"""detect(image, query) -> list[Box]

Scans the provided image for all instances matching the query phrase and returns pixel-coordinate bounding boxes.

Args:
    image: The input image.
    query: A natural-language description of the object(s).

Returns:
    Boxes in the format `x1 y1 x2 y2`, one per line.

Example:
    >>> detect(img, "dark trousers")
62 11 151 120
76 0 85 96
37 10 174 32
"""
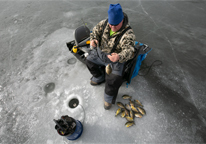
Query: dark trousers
86 47 125 104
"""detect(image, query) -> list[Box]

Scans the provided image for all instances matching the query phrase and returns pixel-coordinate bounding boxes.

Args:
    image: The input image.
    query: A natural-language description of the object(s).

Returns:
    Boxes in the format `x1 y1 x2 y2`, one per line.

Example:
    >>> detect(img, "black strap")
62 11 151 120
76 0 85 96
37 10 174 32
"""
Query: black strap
111 26 131 53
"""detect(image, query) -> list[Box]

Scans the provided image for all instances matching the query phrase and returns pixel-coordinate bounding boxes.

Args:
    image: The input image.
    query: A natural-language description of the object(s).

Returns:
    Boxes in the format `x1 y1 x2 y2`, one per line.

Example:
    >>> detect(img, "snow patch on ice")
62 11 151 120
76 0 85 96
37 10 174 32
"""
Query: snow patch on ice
64 12 75 18
47 139 53 144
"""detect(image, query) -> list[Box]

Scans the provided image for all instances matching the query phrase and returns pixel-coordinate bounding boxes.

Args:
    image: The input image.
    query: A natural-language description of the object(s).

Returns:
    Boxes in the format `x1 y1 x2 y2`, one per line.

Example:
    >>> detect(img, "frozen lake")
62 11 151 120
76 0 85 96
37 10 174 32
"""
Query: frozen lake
0 1 206 144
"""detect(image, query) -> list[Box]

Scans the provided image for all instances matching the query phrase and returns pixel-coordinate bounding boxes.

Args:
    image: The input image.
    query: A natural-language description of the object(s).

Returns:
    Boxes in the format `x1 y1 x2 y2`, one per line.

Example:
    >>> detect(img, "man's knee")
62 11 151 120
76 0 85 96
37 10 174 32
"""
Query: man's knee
86 59 93 67
86 59 103 78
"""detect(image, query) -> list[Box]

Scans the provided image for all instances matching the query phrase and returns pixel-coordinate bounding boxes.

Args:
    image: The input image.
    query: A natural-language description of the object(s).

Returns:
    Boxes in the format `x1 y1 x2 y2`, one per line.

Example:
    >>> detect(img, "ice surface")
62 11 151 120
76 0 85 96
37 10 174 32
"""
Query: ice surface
0 1 206 144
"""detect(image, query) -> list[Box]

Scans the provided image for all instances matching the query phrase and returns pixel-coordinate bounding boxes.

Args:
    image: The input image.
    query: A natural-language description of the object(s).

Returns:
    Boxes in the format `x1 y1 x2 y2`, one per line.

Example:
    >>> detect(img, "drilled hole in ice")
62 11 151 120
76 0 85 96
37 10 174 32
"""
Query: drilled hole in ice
68 98 79 108
44 82 55 93
67 58 77 65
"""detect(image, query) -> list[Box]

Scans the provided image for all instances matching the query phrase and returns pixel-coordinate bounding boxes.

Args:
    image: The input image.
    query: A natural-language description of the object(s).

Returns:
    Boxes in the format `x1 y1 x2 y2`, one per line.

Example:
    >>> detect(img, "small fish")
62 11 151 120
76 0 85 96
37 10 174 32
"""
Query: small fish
125 116 134 122
117 102 125 109
125 104 131 111
115 108 121 116
122 95 132 100
134 99 143 107
129 99 135 107
125 121 135 128
121 110 126 118
130 110 134 119
134 112 142 118
106 64 112 75
124 108 129 116
131 105 139 113
137 107 146 115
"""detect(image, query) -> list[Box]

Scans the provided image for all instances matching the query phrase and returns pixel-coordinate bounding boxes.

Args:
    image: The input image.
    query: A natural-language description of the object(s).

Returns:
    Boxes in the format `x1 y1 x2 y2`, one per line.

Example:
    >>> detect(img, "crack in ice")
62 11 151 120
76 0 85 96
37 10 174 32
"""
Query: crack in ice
139 0 196 107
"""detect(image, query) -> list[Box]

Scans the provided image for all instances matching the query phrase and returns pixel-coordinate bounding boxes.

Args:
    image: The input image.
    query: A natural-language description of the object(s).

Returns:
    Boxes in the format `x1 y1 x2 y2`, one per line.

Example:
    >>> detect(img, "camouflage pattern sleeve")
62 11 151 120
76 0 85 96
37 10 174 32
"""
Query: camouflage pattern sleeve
90 19 107 42
118 29 136 63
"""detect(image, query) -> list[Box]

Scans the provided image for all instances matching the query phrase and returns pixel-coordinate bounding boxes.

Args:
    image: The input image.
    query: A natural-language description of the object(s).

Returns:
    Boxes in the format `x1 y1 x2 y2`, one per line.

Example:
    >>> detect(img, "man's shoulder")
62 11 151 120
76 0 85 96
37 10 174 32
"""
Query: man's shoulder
98 19 108 26
121 25 135 36
119 25 136 43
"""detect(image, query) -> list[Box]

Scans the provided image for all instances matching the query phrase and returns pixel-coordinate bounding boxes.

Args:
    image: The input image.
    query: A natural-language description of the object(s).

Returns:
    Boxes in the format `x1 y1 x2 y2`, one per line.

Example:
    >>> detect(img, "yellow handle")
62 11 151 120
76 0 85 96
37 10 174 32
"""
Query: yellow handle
72 46 78 53
86 40 90 44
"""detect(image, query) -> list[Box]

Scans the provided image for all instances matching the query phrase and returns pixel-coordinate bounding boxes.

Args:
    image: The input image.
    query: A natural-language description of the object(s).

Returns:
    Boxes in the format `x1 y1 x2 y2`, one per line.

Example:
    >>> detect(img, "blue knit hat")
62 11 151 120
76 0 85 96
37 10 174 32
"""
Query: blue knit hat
108 3 124 25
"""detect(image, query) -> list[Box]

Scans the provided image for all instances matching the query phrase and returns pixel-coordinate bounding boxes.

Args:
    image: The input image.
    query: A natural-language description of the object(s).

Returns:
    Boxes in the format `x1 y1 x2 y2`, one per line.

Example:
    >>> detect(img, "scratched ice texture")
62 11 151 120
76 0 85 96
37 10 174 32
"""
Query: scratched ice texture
0 1 206 144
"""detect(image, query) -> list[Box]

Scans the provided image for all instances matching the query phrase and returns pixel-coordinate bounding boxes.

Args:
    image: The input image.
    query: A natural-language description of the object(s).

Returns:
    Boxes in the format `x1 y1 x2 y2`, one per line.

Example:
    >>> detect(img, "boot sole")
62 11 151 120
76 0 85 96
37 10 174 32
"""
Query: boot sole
90 80 105 86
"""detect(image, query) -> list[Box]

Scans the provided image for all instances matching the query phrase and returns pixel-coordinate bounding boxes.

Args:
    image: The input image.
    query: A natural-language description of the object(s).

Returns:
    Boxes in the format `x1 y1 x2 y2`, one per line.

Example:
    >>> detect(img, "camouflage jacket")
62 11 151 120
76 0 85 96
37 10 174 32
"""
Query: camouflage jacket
90 13 136 63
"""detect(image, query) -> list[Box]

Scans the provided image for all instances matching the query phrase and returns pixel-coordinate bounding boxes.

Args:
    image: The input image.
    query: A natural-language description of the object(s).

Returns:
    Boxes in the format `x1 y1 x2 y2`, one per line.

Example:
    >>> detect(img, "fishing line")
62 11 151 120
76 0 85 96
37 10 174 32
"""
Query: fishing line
81 18 89 34
138 60 162 76
79 104 85 124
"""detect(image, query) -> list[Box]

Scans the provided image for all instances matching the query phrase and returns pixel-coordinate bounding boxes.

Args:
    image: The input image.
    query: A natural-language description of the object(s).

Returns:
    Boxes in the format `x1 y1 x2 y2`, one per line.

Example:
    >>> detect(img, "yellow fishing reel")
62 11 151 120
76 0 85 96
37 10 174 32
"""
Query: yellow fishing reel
72 46 78 53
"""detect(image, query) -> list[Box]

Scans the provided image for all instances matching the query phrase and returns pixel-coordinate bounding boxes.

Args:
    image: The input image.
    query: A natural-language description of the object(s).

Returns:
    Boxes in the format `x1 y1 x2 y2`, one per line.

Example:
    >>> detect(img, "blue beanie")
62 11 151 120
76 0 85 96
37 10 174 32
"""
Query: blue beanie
108 3 124 25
